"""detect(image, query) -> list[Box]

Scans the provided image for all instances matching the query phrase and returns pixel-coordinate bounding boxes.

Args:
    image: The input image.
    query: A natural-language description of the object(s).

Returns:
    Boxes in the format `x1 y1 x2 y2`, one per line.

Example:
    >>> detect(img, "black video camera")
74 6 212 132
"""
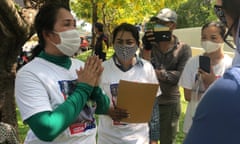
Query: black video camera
144 22 171 42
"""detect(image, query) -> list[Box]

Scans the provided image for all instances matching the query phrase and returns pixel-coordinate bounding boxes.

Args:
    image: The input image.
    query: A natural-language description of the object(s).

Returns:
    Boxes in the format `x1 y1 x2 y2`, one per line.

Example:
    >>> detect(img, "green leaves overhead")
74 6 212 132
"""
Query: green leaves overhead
176 0 216 28
71 0 179 25
71 0 217 29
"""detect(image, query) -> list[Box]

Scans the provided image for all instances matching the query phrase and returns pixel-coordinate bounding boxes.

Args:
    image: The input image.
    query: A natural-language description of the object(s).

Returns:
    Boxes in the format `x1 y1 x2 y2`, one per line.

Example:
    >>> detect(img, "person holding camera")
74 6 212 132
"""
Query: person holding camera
178 21 232 134
142 8 192 144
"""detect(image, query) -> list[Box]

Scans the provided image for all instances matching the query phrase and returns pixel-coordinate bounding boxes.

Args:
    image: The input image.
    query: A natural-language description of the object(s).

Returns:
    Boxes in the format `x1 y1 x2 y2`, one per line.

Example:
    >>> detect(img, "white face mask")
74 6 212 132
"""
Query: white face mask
52 29 81 56
201 41 224 53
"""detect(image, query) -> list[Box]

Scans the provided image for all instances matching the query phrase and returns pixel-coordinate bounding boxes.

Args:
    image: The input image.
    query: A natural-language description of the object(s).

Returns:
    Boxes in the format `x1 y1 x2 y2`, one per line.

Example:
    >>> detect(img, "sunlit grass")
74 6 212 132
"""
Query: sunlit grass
176 87 187 144
17 108 29 143
76 48 115 61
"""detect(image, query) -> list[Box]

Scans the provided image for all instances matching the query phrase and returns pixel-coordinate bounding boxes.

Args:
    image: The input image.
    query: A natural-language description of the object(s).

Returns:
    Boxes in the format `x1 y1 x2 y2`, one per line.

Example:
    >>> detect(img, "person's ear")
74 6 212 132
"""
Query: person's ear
169 23 177 31
43 30 59 43
42 30 52 39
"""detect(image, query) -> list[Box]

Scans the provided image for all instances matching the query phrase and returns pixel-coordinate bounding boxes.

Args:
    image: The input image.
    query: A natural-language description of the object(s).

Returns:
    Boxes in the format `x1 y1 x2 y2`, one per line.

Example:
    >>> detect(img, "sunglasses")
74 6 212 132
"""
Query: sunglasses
214 5 227 26
214 5 236 49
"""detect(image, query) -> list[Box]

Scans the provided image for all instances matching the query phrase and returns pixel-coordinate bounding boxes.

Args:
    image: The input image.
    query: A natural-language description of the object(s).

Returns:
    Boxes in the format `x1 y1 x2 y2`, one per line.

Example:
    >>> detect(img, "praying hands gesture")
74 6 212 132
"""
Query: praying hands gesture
76 55 104 86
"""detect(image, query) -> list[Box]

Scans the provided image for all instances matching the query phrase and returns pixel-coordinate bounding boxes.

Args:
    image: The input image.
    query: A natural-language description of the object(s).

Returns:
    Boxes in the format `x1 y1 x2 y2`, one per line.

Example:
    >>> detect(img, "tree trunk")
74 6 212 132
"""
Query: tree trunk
0 0 29 128
0 0 69 137
91 0 97 55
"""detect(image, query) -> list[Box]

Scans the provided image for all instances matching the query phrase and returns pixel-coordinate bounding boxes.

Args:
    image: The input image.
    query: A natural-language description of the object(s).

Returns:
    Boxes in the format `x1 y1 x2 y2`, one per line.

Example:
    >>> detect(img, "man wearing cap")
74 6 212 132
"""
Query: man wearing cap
142 8 192 144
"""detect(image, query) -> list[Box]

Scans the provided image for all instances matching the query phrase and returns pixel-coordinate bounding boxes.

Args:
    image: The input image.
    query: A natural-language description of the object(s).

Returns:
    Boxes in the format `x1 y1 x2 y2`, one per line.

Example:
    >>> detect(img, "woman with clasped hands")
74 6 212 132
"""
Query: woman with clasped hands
15 4 109 144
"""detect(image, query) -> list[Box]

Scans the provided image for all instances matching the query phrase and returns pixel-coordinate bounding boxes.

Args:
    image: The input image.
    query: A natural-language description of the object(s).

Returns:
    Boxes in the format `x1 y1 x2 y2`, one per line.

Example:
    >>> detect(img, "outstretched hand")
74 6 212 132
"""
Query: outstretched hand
76 55 104 86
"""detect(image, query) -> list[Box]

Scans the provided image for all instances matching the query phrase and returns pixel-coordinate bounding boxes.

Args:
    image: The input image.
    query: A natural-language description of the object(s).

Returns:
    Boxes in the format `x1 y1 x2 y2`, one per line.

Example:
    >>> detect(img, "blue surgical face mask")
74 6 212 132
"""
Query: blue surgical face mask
114 44 138 61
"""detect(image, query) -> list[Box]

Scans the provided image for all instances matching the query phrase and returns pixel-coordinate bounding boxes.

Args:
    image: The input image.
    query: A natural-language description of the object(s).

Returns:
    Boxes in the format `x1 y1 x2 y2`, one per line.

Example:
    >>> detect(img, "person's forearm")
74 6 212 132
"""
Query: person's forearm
161 70 181 84
25 83 93 141
91 86 110 114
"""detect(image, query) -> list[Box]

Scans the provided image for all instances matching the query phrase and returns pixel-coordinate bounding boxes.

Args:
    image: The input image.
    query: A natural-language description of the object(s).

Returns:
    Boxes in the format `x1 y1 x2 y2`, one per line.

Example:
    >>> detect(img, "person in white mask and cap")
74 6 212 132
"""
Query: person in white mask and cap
178 21 232 135
183 0 240 143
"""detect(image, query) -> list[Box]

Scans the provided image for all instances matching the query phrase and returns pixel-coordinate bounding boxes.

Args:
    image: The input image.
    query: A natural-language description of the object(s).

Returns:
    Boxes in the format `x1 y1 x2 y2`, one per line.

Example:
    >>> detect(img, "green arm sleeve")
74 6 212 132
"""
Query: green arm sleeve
25 83 93 142
91 87 110 114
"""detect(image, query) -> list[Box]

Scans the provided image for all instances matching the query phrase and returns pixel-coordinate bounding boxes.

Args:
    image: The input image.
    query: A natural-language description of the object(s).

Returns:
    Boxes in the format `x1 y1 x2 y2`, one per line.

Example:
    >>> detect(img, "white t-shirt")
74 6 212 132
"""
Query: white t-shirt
97 58 161 144
15 58 96 144
178 54 232 133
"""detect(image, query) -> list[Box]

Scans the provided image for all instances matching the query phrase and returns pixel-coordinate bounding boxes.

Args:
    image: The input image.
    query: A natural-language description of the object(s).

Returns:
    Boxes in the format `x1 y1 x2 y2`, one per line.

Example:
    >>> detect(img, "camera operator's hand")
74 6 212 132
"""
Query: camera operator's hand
142 30 156 50
144 30 155 41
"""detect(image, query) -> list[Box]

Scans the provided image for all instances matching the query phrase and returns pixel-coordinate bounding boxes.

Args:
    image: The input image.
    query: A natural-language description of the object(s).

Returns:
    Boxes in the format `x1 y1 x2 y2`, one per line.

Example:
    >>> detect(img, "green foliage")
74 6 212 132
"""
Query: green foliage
176 0 217 28
17 108 29 143
70 1 92 22
176 87 188 143
71 0 217 30
76 47 115 61
71 0 181 31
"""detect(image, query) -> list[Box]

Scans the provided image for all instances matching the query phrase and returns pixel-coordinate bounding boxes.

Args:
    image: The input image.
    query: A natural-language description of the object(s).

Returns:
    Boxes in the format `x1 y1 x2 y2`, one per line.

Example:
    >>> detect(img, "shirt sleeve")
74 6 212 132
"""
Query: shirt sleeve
178 56 199 89
15 70 53 120
147 60 162 96
24 83 93 142
90 86 110 114
165 44 192 85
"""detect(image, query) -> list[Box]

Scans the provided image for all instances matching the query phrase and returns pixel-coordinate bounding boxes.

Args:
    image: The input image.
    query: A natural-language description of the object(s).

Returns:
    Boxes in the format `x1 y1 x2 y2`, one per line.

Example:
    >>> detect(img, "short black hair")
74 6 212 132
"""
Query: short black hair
95 22 103 32
201 21 226 39
112 23 140 46
33 4 70 59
